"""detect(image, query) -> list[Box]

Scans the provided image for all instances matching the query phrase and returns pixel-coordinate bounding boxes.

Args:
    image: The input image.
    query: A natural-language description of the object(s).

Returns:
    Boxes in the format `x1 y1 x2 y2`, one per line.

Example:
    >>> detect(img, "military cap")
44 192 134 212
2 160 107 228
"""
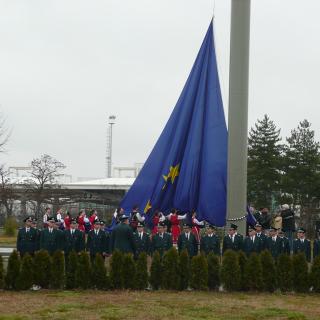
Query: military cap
119 214 129 221
255 223 262 228
248 225 255 231
99 220 105 225
269 226 277 231
157 222 165 227
137 222 144 227
70 218 77 224
183 223 192 228
47 217 55 223
229 223 238 230
93 220 100 225
297 227 306 233
24 216 33 222
278 229 285 234
207 224 216 229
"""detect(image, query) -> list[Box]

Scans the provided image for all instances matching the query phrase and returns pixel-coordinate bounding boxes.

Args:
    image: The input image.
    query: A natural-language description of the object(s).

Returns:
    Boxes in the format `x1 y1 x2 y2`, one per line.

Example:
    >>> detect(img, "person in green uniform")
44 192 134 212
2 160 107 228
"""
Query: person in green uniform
177 224 198 258
133 222 151 258
243 226 263 256
64 218 85 256
110 214 135 254
17 216 38 257
314 231 320 259
255 223 267 251
266 227 282 259
222 223 243 254
200 224 220 256
293 227 311 262
151 222 172 257
87 220 109 261
40 217 61 254
31 218 40 251
278 229 291 255
53 218 65 251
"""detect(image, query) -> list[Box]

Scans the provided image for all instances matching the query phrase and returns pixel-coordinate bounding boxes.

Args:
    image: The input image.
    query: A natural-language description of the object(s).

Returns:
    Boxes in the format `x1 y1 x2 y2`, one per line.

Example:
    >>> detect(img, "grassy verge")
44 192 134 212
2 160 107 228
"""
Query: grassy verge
0 291 319 320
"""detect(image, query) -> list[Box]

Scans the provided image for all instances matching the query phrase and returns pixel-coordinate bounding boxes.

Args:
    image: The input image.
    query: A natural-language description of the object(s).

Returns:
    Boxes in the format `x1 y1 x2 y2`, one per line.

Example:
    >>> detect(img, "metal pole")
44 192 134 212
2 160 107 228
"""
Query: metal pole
227 0 251 235
109 123 113 178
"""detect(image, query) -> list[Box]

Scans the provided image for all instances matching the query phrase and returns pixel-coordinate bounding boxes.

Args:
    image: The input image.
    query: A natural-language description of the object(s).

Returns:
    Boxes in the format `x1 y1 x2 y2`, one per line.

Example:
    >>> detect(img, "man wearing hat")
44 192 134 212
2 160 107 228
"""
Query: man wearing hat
87 220 109 261
243 226 263 256
40 217 61 254
177 224 198 258
109 214 136 254
17 216 38 257
313 231 320 259
254 223 267 251
53 217 65 251
31 218 40 251
278 229 290 255
133 222 151 258
222 224 243 254
64 218 85 256
200 225 220 256
266 227 282 259
151 222 172 257
293 228 311 262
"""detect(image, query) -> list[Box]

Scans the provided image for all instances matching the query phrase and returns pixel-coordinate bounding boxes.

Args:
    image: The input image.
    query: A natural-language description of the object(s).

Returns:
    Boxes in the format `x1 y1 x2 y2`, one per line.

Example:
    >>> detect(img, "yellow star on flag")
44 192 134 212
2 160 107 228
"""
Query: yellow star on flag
144 200 152 213
163 163 180 184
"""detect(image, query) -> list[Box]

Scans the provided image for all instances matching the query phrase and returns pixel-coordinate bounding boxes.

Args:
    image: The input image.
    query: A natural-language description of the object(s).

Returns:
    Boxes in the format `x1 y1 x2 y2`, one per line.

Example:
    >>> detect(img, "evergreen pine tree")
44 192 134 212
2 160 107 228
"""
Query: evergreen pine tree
162 247 179 290
65 250 78 290
5 250 20 290
178 249 190 290
190 254 208 290
247 115 283 208
277 254 293 292
243 253 263 291
34 250 51 288
50 250 65 289
75 251 91 289
292 253 309 293
16 253 34 290
135 252 148 290
238 251 247 291
260 250 277 292
150 251 162 290
221 250 240 291
207 253 220 290
310 256 320 292
0 254 4 289
109 250 124 289
91 253 107 290
122 253 136 289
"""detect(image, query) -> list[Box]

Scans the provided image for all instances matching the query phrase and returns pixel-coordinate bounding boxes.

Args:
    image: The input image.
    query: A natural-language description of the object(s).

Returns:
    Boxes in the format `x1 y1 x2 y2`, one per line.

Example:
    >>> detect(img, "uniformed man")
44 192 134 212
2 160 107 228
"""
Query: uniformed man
31 218 40 251
53 218 65 251
151 222 172 257
133 222 151 258
222 224 243 254
178 224 198 258
278 229 290 255
40 217 61 254
17 216 38 257
243 226 262 256
87 220 109 261
110 214 136 254
64 218 85 256
313 232 320 259
99 220 110 253
293 227 311 262
200 224 220 256
266 227 282 259
254 223 267 251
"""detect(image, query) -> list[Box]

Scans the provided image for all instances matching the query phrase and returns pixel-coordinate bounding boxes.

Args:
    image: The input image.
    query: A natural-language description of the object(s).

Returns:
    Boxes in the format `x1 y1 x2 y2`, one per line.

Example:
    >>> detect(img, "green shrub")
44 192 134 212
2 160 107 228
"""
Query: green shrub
150 251 162 290
75 251 91 289
260 250 277 292
34 250 51 288
51 250 65 289
221 250 240 291
135 252 148 290
292 253 309 293
310 256 320 292
243 253 263 291
16 253 34 290
122 253 136 289
162 247 179 290
207 253 220 290
0 255 4 289
277 254 293 292
178 249 190 290
5 250 20 290
65 250 78 290
91 253 108 290
238 251 247 291
110 250 124 289
4 218 17 237
190 254 208 290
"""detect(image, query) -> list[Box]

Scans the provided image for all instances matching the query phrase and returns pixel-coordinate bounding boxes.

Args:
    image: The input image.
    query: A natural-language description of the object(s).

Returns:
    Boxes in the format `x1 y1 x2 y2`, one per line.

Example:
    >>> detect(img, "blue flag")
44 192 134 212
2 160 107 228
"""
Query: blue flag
120 22 228 227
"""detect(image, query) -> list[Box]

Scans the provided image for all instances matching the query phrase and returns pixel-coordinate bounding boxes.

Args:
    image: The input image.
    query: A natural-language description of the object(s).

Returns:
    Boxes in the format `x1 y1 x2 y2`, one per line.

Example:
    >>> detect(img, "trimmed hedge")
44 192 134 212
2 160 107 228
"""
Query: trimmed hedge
207 253 220 290
190 254 208 290
34 250 51 288
136 252 148 290
5 250 20 290
150 251 162 290
162 248 179 290
260 250 277 292
0 254 5 289
178 249 190 290
17 253 34 290
221 250 240 291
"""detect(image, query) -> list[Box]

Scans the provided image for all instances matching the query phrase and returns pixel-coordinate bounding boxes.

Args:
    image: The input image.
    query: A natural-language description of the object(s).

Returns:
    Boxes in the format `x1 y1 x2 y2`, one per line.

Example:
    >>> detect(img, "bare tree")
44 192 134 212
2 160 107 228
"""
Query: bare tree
0 165 16 217
0 111 10 153
25 154 66 220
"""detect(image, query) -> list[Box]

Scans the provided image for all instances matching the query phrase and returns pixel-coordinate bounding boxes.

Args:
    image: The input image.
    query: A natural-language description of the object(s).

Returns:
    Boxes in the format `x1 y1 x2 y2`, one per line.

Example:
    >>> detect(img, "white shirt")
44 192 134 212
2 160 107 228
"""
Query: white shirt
136 212 145 222
168 213 187 220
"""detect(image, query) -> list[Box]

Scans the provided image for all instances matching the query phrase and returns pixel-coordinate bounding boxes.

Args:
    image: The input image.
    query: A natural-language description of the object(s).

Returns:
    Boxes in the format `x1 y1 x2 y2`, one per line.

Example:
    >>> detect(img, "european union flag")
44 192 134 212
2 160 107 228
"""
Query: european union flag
120 22 228 227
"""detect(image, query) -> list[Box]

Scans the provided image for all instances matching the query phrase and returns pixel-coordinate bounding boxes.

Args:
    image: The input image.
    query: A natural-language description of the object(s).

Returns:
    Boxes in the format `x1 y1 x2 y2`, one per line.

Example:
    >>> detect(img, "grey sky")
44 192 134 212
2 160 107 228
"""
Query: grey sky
0 0 319 179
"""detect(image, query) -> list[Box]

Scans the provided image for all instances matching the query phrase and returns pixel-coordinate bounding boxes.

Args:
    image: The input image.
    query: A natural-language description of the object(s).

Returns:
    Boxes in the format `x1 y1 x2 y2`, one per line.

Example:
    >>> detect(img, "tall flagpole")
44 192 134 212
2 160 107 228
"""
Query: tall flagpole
227 0 251 235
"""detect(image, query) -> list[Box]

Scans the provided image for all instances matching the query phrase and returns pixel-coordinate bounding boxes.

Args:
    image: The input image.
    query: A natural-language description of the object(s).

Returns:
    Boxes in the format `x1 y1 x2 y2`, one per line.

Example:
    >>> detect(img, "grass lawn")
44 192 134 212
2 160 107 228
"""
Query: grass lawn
0 235 16 247
0 291 319 320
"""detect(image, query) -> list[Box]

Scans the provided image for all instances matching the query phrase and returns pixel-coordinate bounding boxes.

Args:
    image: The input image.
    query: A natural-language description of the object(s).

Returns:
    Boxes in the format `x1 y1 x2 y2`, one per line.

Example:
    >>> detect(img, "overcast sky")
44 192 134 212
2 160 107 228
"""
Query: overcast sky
0 0 319 180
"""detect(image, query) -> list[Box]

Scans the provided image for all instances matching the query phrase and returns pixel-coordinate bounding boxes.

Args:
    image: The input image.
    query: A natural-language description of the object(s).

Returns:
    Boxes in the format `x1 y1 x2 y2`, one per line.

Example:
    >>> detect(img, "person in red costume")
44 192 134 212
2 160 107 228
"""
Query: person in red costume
152 210 166 236
77 209 86 232
89 209 98 229
64 211 72 230
191 211 204 244
167 209 186 244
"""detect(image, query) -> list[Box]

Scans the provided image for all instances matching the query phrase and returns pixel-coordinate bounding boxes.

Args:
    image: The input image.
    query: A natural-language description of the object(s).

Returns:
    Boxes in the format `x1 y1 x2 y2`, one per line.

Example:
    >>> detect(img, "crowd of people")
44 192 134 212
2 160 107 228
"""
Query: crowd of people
16 204 320 263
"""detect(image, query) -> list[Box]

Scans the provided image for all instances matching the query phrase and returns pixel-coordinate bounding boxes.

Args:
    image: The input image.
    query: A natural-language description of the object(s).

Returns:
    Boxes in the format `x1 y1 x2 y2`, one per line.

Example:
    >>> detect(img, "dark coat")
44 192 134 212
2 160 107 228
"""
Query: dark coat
279 236 291 255
133 232 151 257
177 232 198 257
243 236 263 256
256 233 268 251
40 228 61 254
222 234 243 253
151 233 172 256
200 234 220 256
64 229 85 254
281 209 295 232
17 227 38 256
110 223 135 254
266 236 283 258
293 238 311 262
313 239 320 259
87 229 109 257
